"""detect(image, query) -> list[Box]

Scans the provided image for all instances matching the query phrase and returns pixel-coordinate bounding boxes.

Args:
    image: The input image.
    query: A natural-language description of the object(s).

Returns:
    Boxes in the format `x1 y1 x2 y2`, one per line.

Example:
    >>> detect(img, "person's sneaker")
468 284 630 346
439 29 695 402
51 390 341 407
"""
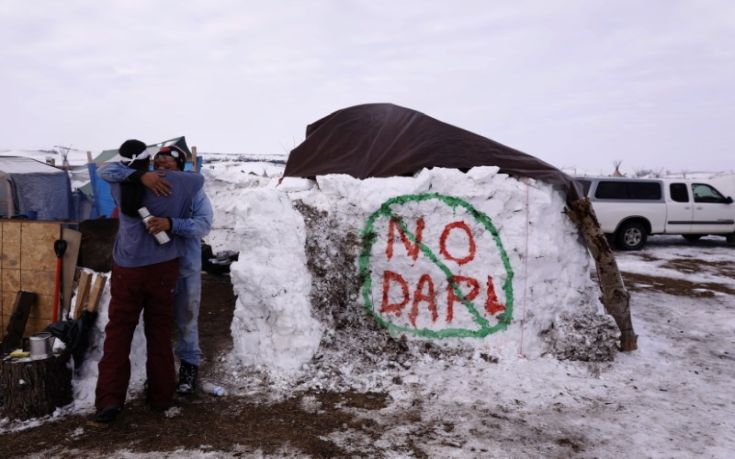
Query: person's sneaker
93 405 122 423
177 361 199 395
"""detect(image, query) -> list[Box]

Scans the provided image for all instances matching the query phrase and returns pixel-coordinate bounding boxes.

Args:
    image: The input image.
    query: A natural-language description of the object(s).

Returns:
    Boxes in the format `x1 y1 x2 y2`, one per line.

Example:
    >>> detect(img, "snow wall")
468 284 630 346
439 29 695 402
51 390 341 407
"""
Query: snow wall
67 163 617 408
204 165 617 379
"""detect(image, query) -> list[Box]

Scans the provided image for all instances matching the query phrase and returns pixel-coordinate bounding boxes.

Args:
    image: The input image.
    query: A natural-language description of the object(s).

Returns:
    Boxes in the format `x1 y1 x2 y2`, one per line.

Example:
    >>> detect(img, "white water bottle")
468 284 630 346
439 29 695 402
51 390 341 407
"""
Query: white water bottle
201 382 226 396
138 207 171 245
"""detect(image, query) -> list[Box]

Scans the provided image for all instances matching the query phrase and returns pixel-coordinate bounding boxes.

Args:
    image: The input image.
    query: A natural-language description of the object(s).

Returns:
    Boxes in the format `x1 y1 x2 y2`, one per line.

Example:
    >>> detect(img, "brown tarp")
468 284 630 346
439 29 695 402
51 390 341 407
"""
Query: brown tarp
284 103 582 201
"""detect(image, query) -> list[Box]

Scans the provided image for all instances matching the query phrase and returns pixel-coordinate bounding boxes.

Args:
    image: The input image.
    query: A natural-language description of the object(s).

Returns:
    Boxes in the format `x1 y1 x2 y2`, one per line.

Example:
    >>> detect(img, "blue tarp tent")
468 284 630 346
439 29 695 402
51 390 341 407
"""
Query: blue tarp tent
0 156 73 220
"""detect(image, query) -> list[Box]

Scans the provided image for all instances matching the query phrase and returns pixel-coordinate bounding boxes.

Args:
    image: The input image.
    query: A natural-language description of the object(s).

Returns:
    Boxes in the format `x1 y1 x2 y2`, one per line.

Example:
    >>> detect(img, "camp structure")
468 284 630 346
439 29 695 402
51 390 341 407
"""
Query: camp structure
282 103 636 352
0 156 73 221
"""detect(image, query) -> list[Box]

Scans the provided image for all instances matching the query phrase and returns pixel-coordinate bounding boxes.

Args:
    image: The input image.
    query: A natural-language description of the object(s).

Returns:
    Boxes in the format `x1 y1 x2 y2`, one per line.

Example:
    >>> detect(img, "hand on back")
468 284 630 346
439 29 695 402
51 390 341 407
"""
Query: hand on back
141 171 172 197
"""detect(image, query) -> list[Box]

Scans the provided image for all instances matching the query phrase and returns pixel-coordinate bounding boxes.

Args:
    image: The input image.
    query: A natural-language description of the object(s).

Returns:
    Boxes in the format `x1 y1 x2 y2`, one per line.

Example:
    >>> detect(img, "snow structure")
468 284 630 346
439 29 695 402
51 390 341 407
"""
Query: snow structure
67 162 616 408
204 162 618 383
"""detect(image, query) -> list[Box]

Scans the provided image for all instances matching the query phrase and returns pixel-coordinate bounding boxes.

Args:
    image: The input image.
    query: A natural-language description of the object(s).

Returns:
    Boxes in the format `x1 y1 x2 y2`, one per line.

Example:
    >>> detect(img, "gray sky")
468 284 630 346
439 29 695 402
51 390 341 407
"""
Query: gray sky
1 0 734 173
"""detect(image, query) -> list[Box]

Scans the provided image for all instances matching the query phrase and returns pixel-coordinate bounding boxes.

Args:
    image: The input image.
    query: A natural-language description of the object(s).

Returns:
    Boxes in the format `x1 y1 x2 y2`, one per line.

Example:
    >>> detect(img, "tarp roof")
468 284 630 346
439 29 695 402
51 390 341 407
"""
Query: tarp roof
0 156 65 174
0 156 72 220
284 103 581 201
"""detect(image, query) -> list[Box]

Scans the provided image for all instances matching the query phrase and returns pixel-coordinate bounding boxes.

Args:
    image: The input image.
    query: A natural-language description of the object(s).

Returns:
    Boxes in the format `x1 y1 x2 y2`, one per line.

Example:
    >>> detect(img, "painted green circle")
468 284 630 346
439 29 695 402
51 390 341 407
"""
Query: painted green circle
359 193 514 338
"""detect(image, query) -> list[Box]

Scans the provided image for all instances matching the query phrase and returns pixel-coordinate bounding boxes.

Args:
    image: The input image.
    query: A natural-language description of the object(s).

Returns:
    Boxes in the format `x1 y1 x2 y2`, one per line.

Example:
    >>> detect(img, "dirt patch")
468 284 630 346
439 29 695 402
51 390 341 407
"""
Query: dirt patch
0 390 390 458
632 252 661 262
660 258 735 279
0 271 395 457
197 273 236 384
622 271 735 297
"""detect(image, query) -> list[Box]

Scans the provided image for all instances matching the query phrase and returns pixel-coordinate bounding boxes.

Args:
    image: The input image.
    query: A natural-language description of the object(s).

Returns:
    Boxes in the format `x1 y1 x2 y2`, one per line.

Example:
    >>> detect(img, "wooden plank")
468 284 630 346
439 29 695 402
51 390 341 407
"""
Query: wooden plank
87 275 107 312
72 271 92 319
191 146 198 173
1 291 36 355
61 228 81 314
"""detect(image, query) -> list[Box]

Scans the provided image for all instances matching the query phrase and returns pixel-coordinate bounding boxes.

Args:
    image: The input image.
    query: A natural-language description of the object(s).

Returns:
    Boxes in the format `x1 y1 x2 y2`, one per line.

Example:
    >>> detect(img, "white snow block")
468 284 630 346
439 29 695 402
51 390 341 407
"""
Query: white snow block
229 188 323 374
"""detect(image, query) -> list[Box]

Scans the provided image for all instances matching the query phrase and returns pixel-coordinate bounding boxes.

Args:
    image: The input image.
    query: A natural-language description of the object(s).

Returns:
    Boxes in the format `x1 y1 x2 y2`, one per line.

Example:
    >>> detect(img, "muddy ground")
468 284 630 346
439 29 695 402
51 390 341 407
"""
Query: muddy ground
0 274 398 458
0 239 732 458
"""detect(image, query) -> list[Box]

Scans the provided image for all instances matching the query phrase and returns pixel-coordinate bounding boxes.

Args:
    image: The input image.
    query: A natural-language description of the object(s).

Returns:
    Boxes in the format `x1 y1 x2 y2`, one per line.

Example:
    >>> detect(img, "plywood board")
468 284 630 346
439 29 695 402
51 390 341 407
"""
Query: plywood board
2 269 20 294
0 221 62 335
1 230 20 270
20 270 56 297
20 222 59 271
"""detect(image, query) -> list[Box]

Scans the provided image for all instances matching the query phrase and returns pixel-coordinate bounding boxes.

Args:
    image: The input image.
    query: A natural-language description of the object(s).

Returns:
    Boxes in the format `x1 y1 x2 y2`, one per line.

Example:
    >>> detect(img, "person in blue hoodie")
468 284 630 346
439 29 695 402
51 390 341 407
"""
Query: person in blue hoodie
94 139 204 423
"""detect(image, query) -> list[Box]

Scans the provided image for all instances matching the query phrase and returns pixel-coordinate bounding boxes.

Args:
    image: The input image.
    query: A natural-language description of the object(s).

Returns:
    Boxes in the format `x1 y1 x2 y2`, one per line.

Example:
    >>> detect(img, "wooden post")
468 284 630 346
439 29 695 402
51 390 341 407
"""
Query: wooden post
567 198 638 351
191 146 198 173
71 271 92 319
1 292 36 355
86 150 93 164
62 228 82 314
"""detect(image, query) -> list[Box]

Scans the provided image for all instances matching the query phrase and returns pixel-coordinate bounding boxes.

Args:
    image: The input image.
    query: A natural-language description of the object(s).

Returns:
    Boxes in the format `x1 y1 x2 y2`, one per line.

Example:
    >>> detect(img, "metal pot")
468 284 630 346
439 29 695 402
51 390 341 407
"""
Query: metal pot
29 332 55 360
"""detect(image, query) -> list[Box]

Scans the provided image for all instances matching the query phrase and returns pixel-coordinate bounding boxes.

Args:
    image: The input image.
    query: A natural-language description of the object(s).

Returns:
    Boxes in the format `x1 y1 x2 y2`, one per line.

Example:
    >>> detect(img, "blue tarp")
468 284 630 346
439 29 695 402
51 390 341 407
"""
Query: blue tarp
12 172 73 220
0 156 73 220
87 162 114 217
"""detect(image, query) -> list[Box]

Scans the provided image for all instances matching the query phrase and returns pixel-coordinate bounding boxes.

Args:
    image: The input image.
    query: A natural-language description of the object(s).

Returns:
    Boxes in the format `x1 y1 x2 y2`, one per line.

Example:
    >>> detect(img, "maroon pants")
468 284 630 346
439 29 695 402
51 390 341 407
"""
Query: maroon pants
95 259 179 410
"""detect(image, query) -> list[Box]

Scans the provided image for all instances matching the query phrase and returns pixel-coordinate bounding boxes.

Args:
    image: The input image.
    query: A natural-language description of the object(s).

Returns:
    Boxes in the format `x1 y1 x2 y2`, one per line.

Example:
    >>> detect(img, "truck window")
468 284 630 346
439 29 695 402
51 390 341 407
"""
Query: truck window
595 181 661 200
692 183 727 203
669 183 689 202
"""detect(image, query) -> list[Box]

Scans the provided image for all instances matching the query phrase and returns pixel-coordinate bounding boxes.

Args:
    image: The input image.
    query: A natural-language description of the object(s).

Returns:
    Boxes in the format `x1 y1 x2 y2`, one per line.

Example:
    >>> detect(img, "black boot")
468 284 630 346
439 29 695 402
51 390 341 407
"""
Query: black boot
177 361 199 395
94 405 122 423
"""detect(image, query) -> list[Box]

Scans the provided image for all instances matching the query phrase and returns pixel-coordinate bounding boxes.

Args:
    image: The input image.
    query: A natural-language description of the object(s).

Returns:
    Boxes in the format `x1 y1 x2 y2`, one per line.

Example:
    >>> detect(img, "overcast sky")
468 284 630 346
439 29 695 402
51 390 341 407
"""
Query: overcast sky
1 0 734 174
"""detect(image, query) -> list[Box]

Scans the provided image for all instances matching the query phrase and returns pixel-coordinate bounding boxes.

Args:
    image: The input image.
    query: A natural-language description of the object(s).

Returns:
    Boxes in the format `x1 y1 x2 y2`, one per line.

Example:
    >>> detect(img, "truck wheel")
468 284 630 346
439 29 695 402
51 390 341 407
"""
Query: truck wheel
727 233 735 246
616 222 647 250
683 234 703 242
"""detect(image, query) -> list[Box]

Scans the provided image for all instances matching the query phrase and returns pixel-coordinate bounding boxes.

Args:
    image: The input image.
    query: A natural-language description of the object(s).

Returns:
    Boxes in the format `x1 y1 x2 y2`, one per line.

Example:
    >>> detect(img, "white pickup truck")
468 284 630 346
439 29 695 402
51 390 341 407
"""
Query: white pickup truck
575 177 735 250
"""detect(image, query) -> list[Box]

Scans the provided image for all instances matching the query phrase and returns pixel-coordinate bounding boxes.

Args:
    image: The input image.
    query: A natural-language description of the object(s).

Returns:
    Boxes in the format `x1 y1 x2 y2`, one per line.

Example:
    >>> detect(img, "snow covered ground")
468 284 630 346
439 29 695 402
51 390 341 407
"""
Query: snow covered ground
0 158 733 458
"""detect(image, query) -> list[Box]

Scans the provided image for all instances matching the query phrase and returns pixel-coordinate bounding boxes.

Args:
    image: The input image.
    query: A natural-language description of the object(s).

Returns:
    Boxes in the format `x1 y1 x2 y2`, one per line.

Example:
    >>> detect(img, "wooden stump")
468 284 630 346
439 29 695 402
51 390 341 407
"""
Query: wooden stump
0 353 72 420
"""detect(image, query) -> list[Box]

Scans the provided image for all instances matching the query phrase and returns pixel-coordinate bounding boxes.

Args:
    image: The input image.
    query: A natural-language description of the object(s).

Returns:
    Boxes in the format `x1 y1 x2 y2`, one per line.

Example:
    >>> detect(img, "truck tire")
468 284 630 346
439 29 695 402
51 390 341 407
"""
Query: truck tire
616 221 647 250
727 233 735 246
683 234 703 242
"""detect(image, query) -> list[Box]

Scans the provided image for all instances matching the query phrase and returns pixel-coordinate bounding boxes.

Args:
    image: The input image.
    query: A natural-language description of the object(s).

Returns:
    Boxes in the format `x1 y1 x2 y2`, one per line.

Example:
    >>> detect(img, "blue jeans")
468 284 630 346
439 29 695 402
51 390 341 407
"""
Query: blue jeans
174 271 202 367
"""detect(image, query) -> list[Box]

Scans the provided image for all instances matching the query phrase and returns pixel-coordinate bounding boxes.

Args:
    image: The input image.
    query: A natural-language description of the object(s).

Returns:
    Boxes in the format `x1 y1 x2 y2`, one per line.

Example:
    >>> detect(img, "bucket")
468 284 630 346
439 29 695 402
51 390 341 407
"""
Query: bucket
29 332 55 360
